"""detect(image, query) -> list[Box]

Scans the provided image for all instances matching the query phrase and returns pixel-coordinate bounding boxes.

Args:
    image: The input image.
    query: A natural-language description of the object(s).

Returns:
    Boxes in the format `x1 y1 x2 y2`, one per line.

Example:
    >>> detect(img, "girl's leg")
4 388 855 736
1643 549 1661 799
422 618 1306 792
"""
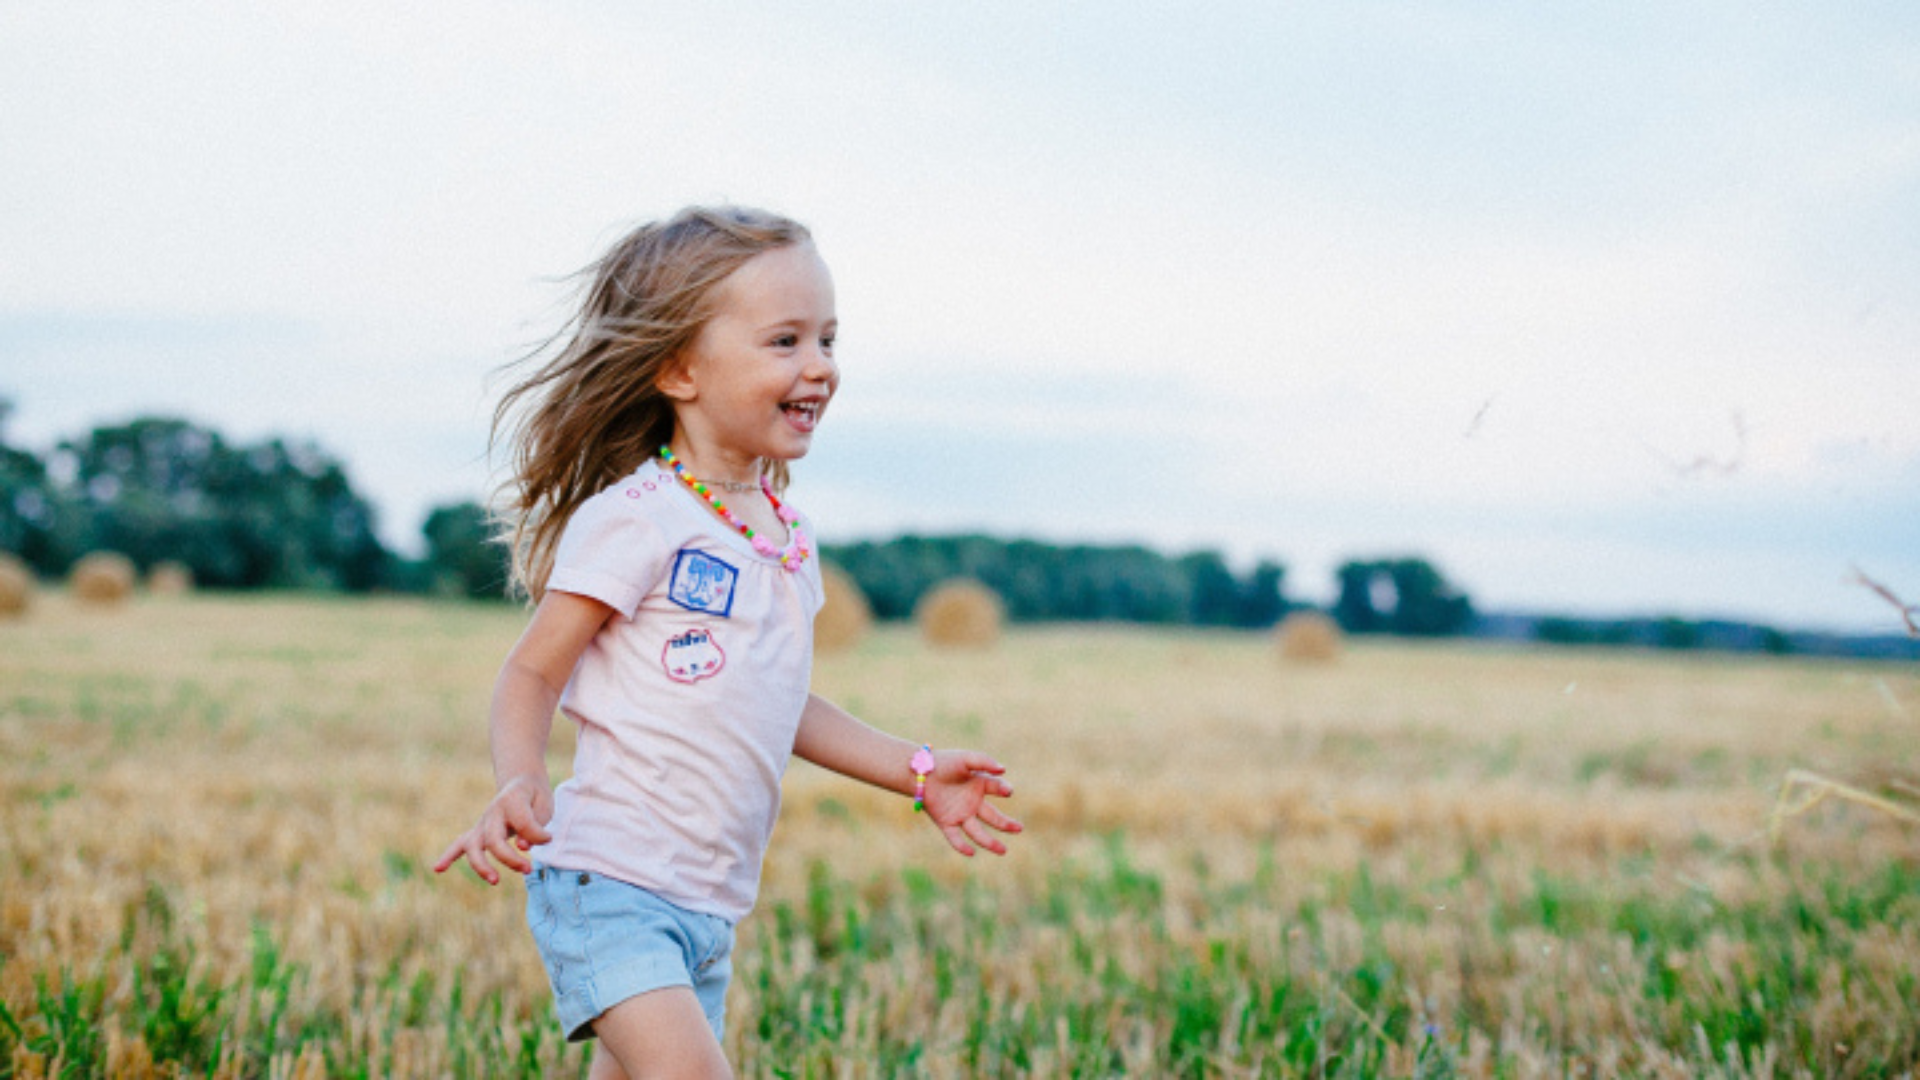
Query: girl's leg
591 986 731 1080
587 1043 628 1080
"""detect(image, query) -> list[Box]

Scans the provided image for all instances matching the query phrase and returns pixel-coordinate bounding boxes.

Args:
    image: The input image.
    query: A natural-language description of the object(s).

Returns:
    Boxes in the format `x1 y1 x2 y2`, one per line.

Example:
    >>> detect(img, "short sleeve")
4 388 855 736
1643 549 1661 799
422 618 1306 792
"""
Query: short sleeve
547 488 671 619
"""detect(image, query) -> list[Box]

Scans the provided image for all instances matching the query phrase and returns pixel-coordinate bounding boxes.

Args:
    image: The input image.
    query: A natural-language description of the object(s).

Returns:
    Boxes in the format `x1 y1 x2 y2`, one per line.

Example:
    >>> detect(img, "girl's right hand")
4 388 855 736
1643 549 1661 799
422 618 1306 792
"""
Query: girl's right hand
431 774 554 885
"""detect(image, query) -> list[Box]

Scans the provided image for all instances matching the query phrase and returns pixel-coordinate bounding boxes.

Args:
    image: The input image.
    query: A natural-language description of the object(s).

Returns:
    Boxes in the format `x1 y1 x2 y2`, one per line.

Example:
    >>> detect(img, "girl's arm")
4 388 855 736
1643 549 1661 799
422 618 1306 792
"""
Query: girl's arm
434 591 614 884
792 694 1023 856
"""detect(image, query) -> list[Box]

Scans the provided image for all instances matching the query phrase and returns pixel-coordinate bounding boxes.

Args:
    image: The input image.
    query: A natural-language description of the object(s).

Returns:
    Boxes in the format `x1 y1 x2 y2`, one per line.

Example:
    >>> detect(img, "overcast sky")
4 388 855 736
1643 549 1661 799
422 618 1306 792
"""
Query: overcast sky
3 2 1916 631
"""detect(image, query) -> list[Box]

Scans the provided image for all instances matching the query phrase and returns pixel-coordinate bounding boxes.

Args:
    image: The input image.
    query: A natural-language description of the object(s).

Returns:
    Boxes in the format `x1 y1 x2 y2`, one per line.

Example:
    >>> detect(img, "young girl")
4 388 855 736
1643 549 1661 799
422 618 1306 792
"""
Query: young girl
433 206 1022 1078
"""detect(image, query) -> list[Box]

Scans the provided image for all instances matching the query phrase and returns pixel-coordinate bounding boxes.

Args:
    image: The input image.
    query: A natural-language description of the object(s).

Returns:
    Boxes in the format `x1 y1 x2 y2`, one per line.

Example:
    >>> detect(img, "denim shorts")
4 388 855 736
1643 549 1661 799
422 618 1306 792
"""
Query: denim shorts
525 865 735 1043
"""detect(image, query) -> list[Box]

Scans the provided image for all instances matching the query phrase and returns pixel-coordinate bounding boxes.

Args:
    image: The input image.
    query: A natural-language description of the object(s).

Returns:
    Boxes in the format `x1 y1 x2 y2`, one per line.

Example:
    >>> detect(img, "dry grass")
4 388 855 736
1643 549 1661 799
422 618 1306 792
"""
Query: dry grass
146 560 194 596
1769 768 1920 842
914 578 1004 648
0 553 31 618
1275 609 1343 663
3 594 1917 1076
812 562 870 654
69 551 136 605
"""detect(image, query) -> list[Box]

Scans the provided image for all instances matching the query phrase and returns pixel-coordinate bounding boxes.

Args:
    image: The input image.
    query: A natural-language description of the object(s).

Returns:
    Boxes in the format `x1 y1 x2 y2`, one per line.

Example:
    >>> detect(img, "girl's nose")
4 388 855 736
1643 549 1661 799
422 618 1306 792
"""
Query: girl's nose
804 349 838 390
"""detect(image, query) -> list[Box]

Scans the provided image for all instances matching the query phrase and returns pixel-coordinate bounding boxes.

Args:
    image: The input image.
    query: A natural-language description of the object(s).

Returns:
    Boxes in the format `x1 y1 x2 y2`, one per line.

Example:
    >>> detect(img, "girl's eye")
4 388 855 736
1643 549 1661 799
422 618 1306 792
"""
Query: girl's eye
820 334 836 352
771 334 798 349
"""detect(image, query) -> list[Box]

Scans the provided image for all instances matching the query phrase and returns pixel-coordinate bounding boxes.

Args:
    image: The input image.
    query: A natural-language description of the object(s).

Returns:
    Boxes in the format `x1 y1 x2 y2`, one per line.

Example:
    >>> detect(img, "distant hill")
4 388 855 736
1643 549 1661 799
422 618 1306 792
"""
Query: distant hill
1472 612 1920 662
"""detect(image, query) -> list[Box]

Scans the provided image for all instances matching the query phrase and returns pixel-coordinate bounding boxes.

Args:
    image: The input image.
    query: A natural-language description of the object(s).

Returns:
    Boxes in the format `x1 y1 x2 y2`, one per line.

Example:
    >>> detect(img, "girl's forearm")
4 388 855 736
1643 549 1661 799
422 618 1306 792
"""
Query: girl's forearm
489 661 559 788
792 693 918 796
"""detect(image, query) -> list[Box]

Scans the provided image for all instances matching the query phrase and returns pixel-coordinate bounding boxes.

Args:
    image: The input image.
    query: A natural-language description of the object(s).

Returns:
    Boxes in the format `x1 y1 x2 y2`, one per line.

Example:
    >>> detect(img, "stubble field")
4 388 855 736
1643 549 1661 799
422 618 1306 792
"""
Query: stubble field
1 592 1916 1078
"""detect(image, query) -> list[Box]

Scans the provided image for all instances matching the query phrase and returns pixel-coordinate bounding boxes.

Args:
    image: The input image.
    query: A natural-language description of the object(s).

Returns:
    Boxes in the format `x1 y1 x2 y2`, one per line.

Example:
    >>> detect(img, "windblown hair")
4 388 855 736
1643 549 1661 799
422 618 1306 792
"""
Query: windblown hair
492 206 812 601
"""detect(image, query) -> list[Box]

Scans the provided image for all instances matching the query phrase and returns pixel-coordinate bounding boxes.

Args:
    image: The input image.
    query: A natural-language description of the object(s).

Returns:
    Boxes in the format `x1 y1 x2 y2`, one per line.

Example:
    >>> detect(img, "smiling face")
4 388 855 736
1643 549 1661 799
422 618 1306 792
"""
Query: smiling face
661 242 839 481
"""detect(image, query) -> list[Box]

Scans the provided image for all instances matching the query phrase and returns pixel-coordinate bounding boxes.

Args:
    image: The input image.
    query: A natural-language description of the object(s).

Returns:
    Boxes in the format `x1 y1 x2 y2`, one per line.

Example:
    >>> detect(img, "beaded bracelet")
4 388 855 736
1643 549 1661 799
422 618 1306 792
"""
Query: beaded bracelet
910 745 935 812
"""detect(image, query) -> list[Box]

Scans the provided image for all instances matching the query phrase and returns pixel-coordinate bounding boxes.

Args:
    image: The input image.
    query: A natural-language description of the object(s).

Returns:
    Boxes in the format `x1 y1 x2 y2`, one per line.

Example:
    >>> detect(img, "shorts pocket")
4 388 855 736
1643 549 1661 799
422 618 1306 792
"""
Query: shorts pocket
526 868 558 937
692 914 734 975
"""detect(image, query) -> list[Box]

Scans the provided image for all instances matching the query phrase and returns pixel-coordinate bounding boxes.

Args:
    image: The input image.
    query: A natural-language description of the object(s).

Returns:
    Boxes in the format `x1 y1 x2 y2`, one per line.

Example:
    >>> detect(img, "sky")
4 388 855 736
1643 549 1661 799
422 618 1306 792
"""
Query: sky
2 2 1916 632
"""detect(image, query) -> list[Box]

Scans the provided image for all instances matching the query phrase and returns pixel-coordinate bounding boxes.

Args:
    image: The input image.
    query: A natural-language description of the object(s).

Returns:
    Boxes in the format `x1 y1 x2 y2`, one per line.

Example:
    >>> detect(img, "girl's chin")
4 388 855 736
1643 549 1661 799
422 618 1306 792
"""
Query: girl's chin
768 431 817 459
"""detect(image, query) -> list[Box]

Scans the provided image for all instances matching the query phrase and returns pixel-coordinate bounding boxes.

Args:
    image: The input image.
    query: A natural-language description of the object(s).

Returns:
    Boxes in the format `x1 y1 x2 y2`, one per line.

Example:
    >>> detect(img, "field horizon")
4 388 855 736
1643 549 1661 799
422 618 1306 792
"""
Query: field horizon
2 591 1916 1077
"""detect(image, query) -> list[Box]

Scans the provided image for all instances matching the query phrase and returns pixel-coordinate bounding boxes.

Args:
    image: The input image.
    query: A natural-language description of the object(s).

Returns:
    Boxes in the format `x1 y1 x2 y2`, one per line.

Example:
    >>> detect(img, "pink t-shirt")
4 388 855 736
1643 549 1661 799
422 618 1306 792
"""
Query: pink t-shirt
535 458 824 922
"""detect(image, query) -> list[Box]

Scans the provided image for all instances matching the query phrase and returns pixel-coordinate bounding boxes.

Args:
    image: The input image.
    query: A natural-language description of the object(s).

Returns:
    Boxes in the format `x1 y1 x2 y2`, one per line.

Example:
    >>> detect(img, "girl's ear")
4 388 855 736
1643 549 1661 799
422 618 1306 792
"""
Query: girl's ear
656 357 697 402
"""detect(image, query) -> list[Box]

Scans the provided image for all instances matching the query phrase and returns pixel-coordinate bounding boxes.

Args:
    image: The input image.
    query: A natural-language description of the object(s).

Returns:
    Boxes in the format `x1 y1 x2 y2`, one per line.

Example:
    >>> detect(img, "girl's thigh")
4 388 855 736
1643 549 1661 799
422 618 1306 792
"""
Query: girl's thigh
591 986 732 1080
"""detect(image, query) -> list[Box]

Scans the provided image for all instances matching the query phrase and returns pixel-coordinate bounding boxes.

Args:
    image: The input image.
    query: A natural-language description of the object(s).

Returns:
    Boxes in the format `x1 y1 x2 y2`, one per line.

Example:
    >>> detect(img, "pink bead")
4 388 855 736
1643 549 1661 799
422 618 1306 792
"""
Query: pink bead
659 446 812 571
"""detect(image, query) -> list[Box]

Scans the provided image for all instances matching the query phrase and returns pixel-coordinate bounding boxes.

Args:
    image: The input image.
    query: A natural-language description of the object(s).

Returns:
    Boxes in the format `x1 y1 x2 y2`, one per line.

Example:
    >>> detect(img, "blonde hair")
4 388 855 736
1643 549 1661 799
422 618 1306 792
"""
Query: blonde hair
492 206 813 600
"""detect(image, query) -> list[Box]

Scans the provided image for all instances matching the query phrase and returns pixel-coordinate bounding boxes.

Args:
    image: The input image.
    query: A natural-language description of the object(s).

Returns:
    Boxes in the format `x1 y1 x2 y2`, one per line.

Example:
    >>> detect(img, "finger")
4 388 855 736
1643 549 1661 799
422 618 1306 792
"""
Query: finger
431 838 465 874
481 812 509 849
986 776 1014 799
957 751 1005 776
961 816 1006 856
482 821 533 876
487 835 533 876
505 803 553 845
978 804 1023 834
463 845 501 886
940 823 977 857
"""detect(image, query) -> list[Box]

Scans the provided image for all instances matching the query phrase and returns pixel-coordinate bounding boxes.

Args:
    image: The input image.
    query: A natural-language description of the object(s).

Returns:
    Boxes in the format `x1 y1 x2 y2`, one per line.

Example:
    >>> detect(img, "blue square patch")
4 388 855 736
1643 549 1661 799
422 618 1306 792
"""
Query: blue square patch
667 549 739 617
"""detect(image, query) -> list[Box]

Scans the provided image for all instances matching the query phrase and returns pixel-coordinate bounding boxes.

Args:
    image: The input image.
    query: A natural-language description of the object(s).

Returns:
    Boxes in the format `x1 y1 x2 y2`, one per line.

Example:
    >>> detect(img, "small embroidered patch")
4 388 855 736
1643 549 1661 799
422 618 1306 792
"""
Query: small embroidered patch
661 626 726 683
667 548 739 617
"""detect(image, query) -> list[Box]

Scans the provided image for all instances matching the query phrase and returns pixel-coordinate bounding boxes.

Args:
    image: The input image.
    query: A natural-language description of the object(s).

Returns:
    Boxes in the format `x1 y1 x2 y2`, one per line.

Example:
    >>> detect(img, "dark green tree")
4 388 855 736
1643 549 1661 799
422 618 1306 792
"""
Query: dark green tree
824 534 1284 626
1535 617 1594 646
57 417 391 590
1654 617 1702 651
1333 557 1474 637
1240 560 1288 627
422 501 510 600
1179 552 1287 628
0 399 66 573
1334 561 1389 633
1181 551 1243 626
1386 558 1474 636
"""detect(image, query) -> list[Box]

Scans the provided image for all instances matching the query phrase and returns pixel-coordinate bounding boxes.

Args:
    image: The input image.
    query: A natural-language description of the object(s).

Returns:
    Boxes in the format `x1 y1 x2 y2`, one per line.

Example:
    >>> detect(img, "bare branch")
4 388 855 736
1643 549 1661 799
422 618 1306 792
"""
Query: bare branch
1848 565 1920 637
1770 768 1920 845
1463 396 1495 439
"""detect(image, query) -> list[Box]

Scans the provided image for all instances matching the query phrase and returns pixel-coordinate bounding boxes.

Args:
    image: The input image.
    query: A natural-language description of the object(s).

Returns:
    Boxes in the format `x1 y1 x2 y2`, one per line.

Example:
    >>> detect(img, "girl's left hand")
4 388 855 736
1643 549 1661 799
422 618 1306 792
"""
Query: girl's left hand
921 750 1023 857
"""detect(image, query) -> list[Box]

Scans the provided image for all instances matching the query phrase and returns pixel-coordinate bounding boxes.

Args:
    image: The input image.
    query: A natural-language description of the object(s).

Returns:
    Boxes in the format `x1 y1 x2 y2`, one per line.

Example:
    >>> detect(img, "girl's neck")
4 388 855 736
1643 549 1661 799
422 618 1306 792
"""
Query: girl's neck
664 440 763 488
659 444 811 570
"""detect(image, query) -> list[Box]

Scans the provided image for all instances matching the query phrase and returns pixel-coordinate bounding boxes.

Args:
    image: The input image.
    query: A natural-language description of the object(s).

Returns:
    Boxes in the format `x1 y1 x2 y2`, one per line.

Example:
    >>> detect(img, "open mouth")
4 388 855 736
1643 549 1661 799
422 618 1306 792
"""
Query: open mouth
780 400 824 431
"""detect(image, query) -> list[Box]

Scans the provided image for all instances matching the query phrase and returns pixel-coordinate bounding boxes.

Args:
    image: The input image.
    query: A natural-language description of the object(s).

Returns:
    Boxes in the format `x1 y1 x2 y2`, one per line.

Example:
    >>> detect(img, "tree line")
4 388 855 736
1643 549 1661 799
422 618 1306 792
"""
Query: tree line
13 408 1896 656
823 535 1290 627
1 409 1489 635
0 408 500 596
1 410 393 591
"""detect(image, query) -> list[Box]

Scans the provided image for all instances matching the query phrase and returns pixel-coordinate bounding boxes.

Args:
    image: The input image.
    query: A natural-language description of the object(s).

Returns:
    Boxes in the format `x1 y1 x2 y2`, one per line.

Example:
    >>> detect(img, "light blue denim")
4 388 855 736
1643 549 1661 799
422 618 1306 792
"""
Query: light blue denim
525 864 734 1043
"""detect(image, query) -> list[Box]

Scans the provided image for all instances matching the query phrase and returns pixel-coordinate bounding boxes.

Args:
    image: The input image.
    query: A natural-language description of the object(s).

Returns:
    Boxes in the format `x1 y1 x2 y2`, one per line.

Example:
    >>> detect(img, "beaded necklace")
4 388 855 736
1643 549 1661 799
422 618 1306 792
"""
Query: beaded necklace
659 445 812 572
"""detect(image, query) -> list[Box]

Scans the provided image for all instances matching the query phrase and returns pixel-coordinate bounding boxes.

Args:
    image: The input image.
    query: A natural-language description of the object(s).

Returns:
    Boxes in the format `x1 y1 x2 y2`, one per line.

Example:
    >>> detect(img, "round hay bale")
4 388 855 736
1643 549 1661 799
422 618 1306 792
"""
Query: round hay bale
814 563 871 653
1276 609 1343 663
147 560 194 595
70 551 137 606
915 579 1004 649
0 553 33 618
